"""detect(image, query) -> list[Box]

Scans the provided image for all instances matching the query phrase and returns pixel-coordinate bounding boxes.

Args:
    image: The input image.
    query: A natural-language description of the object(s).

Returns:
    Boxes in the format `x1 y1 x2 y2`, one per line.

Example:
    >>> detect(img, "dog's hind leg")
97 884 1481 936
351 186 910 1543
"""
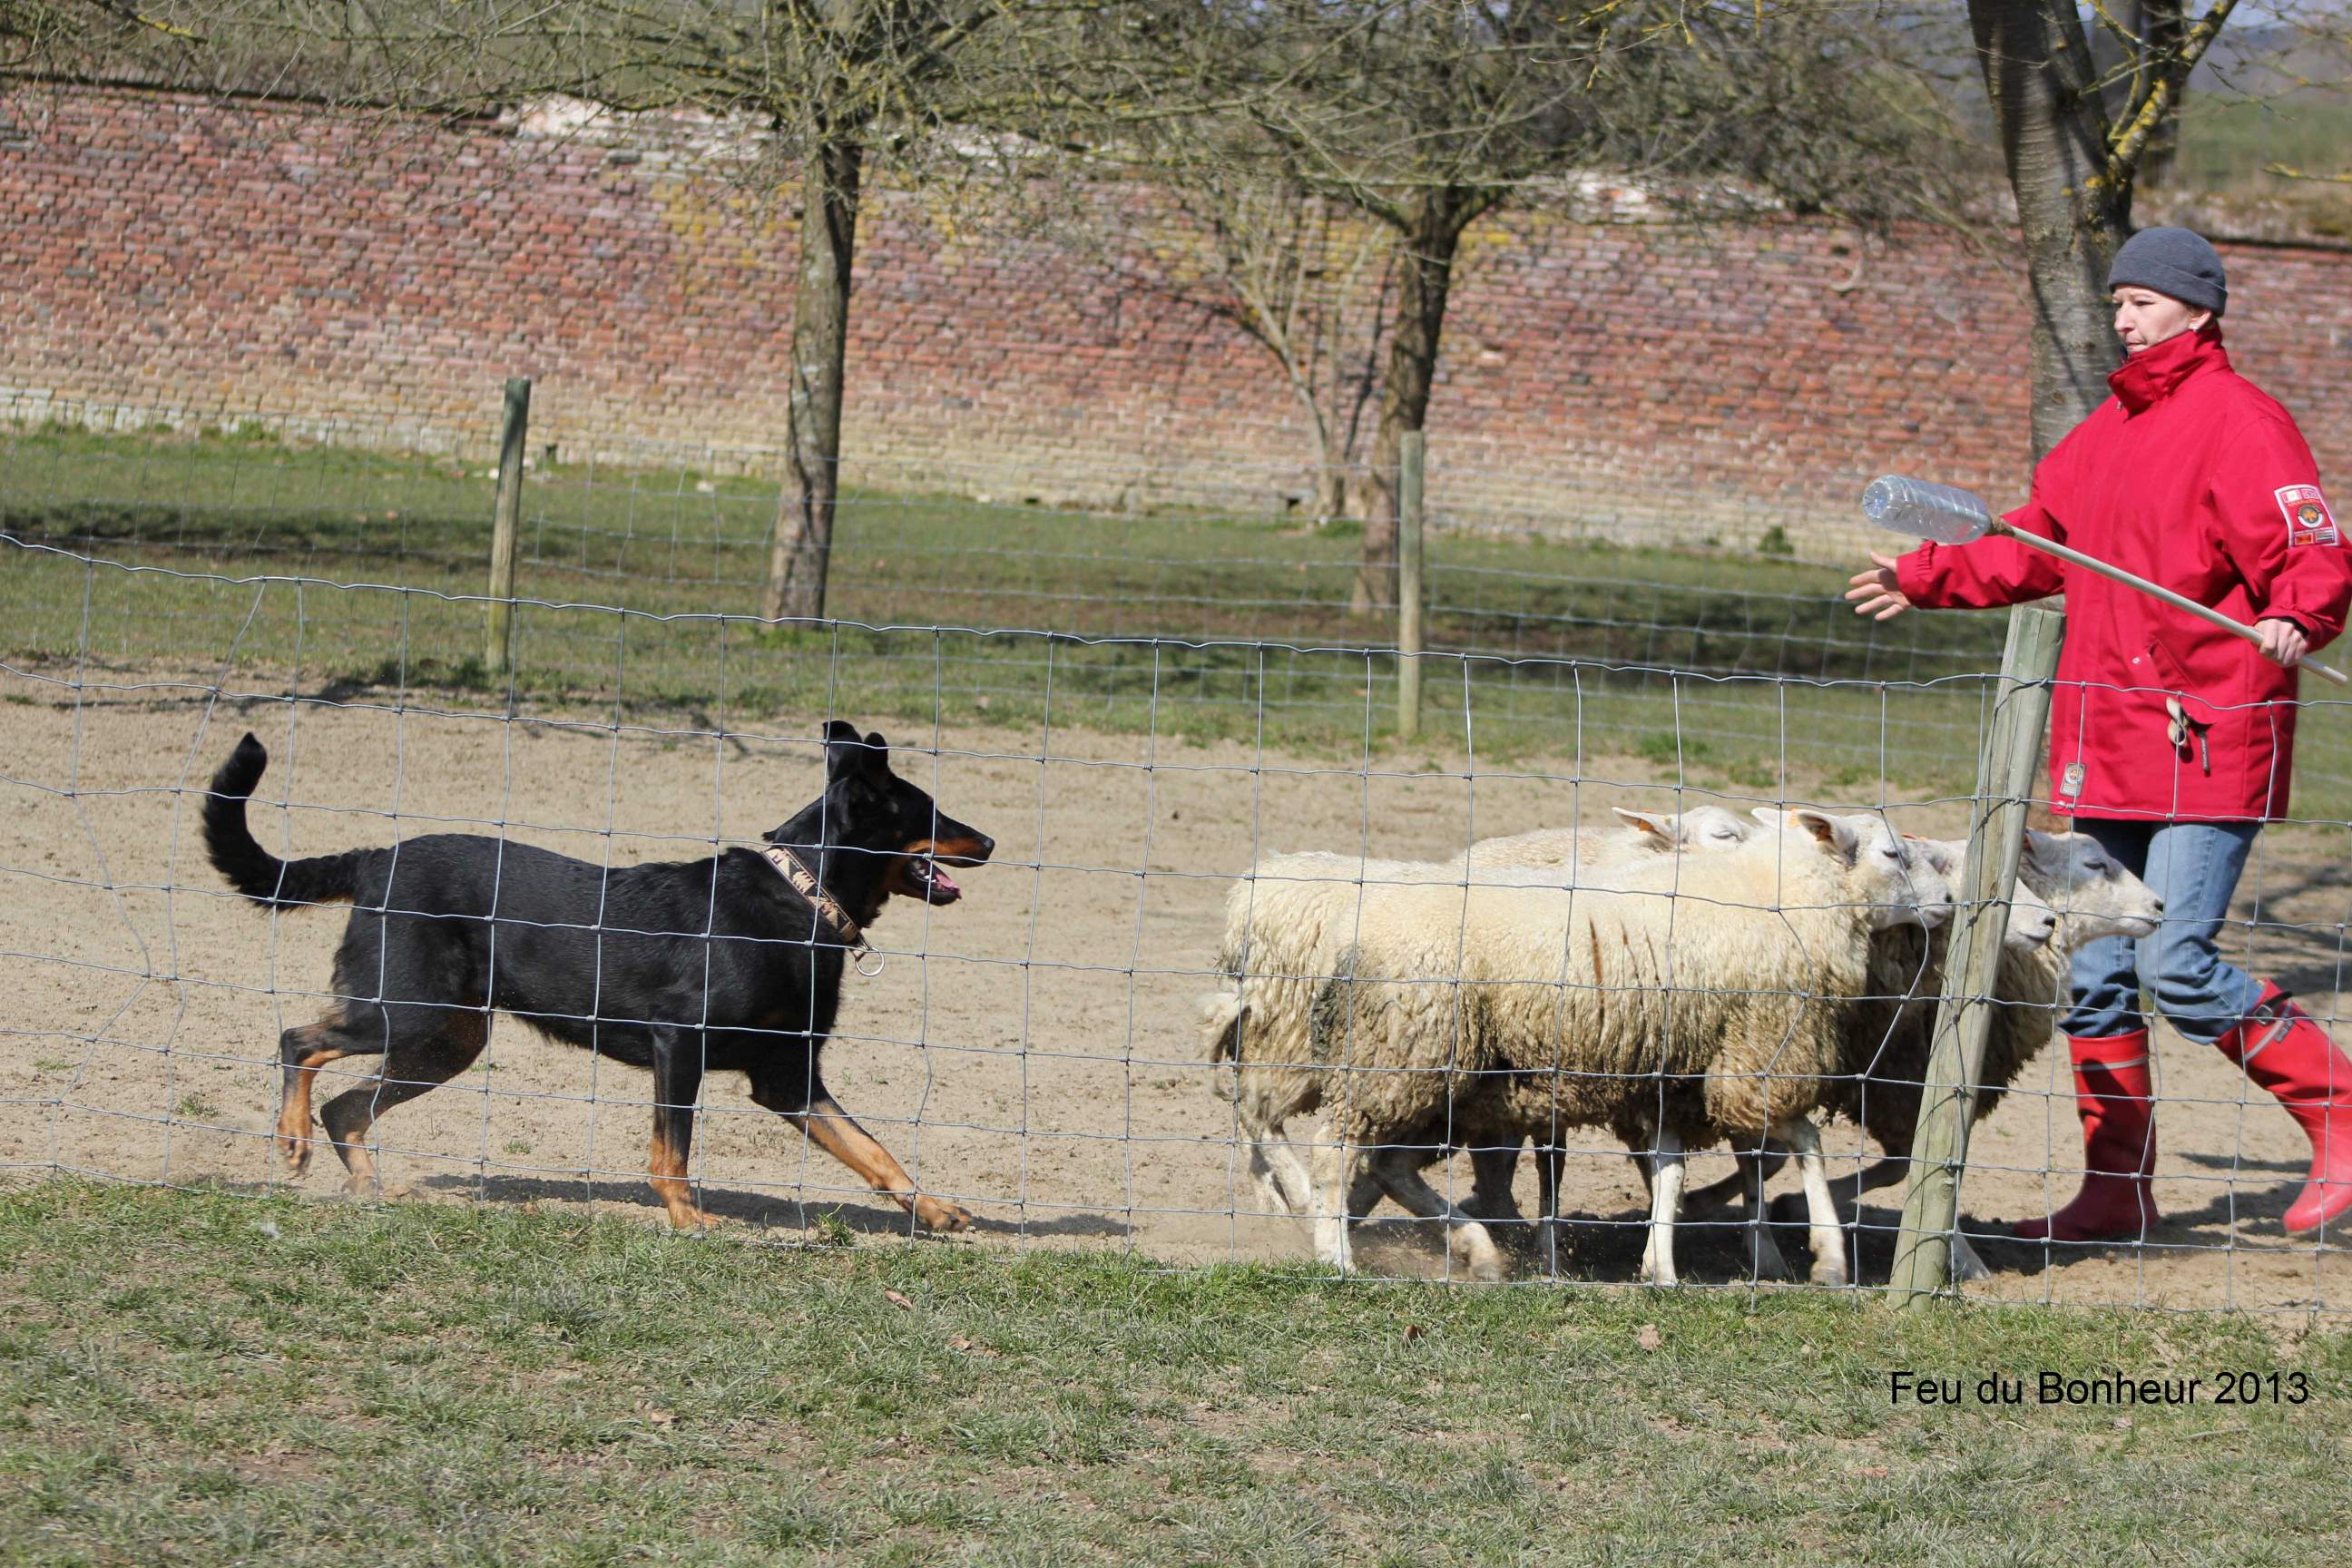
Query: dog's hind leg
749 1068 973 1234
316 1006 490 1199
648 1029 714 1231
278 1007 361 1177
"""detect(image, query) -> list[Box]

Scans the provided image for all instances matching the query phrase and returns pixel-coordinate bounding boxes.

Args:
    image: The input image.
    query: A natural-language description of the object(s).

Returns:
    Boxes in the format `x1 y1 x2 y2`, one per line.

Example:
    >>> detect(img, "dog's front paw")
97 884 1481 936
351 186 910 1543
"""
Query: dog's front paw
912 1195 973 1233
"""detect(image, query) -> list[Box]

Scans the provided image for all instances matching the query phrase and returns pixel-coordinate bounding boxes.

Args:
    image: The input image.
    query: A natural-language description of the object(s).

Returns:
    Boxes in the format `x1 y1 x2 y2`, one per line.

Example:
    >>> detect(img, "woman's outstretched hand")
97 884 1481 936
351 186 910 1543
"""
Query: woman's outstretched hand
1846 553 1916 622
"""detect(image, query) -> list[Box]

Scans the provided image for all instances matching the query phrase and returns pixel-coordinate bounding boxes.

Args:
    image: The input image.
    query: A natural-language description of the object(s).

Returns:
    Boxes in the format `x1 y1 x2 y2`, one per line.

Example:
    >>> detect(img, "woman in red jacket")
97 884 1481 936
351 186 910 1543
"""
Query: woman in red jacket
1847 228 2352 1243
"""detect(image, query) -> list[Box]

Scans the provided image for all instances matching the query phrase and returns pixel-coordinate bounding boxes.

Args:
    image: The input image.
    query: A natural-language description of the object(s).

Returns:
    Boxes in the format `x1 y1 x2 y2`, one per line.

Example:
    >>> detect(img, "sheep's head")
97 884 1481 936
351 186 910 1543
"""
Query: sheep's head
1750 808 1953 930
1614 804 1759 851
1906 838 2059 951
2020 830 2162 941
2009 883 2060 948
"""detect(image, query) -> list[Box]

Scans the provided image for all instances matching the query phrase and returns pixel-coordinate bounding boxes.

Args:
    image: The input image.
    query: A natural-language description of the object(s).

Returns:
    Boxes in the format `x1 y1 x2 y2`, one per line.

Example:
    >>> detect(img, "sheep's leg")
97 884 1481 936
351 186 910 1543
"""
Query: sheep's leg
1226 1086 1319 1216
1769 1152 1906 1231
1258 1133 1318 1217
1308 1136 1357 1274
1685 1143 1791 1218
1949 1230 1992 1284
1367 1147 1505 1282
1639 1130 1686 1288
1741 1149 1794 1282
1852 1155 1910 1201
1776 1118 1849 1288
1346 1150 1386 1220
1464 1140 1526 1223
1535 1142 1564 1278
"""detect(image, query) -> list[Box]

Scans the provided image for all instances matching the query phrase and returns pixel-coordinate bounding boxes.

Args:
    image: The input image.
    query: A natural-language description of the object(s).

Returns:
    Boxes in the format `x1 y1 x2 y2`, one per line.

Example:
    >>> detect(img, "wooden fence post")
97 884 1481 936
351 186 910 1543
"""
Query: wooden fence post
485 377 531 678
1888 602 2065 1305
1396 431 1426 741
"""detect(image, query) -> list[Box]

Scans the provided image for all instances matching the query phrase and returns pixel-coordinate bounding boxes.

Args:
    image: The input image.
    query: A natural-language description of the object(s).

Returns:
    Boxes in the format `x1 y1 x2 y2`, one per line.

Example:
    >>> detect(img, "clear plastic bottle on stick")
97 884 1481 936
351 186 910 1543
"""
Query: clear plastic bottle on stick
1859 475 1996 545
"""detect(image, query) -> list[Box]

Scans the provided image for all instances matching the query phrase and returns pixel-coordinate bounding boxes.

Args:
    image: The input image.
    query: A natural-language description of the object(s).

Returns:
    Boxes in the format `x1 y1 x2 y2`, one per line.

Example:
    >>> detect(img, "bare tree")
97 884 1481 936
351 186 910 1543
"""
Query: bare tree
1969 0 2240 449
40 0 1052 621
1029 147 1395 523
1104 1 1977 612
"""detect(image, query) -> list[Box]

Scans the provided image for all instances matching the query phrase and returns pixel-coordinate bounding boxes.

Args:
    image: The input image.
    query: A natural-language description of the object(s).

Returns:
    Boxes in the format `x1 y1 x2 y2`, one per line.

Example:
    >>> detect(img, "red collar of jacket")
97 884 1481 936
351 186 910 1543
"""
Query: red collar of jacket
2108 323 2228 415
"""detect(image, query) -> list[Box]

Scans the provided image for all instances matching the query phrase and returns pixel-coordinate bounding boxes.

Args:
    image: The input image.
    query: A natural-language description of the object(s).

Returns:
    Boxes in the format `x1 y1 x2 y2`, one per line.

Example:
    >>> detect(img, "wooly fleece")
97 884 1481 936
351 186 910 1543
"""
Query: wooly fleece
1204 827 1670 1134
1300 837 1878 1159
1827 928 2073 1156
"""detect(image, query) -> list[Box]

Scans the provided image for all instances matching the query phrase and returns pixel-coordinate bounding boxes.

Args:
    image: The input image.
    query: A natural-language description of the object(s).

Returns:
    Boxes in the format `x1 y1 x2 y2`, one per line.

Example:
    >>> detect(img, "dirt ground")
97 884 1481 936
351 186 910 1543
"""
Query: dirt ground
5 669 2351 1315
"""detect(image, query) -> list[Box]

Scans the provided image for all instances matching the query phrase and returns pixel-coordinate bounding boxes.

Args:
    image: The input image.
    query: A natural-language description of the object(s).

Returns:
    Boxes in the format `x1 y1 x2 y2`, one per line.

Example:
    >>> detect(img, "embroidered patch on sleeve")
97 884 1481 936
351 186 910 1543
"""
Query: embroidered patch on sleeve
2277 484 2340 548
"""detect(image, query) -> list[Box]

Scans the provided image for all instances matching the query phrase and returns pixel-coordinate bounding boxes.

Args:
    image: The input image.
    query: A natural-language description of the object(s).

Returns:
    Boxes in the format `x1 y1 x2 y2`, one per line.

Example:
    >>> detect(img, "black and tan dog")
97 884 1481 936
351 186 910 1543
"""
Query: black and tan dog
202 720 992 1233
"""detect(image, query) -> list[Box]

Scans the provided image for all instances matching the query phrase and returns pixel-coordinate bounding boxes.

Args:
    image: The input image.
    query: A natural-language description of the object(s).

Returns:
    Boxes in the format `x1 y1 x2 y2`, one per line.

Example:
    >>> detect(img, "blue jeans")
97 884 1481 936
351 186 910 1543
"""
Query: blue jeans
2063 819 2266 1044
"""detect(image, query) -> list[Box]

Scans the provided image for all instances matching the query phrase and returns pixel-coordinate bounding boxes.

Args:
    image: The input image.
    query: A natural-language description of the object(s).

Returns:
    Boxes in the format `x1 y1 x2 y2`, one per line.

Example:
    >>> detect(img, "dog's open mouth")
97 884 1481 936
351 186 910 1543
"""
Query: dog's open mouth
905 856 963 906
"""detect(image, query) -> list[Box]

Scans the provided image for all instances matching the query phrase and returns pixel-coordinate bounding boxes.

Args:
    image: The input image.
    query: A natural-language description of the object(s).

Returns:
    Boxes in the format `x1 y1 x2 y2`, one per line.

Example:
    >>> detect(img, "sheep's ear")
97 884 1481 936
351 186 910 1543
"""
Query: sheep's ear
1749 806 1789 828
1614 808 1674 841
1916 839 1960 877
2020 829 2060 875
1789 809 1855 860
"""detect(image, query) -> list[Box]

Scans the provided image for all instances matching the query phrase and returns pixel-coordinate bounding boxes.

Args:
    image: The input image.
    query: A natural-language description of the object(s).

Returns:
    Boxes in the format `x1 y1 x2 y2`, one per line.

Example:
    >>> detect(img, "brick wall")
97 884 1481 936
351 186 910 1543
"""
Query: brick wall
6 86 2350 563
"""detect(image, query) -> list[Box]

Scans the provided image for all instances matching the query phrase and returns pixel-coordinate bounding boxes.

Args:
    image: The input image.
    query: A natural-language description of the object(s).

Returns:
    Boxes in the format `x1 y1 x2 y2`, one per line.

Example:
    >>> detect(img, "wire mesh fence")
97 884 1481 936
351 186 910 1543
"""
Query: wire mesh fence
5 533 2350 1311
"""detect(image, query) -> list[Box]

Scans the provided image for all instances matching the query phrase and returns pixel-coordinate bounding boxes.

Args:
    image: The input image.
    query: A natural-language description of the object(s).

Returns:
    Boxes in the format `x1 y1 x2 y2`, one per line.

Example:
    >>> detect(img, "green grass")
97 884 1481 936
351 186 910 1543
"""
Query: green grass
0 423 2001 797
3 1182 2348 1566
8 420 2350 815
2167 94 2352 238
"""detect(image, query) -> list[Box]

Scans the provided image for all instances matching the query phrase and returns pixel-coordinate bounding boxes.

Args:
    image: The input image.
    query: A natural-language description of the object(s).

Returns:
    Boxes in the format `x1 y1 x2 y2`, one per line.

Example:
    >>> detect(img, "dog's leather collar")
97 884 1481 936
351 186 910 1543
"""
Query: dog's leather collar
760 844 870 958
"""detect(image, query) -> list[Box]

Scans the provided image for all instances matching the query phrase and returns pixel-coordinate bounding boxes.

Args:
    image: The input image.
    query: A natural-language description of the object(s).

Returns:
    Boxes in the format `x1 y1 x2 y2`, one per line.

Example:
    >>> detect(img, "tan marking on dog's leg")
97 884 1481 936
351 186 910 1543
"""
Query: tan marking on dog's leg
791 1091 971 1232
338 1139 384 1197
278 1019 353 1178
648 1122 714 1231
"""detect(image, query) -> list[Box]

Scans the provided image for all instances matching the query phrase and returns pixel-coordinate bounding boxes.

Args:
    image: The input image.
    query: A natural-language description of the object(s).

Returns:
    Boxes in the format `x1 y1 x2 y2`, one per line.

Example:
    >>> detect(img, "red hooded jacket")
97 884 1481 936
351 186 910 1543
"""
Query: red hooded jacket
1896 327 2347 822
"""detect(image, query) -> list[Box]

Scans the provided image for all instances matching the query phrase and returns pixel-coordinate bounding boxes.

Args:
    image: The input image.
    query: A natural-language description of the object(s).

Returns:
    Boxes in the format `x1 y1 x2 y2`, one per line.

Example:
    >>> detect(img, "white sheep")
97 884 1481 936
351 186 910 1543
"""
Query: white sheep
1641 829 2054 1278
1202 806 1762 1223
1688 829 2162 1282
1298 814 1952 1286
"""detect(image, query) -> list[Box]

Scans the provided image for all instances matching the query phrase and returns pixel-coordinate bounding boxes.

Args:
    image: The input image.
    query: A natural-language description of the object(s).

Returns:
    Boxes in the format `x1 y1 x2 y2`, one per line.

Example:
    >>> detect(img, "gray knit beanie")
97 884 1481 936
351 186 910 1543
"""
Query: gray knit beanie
2108 227 2227 317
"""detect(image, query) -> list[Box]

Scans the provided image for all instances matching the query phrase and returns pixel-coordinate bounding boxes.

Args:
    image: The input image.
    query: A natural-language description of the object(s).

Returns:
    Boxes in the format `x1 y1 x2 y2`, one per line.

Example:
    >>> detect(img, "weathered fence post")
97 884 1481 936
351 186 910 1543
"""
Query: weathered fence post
1889 602 2065 1306
485 377 531 678
1396 431 1426 741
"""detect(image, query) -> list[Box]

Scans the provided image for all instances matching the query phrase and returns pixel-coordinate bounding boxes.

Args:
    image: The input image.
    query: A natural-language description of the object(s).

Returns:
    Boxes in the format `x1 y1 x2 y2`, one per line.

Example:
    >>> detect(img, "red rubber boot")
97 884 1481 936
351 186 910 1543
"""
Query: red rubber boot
2014 1031 2161 1242
2214 984 2352 1237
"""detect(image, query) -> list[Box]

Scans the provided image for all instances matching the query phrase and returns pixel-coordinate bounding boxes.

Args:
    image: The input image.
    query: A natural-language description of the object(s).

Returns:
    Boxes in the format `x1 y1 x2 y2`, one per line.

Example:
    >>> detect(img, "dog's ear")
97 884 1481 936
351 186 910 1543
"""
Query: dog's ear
861 730 892 777
821 720 867 787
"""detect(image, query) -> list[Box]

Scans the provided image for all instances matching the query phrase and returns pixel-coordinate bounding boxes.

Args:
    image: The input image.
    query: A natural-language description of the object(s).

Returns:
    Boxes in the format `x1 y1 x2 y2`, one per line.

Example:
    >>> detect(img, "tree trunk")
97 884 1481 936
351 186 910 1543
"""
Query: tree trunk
2129 1 2188 190
1311 440 1349 524
1971 0 2132 456
1353 192 1467 615
763 136 864 622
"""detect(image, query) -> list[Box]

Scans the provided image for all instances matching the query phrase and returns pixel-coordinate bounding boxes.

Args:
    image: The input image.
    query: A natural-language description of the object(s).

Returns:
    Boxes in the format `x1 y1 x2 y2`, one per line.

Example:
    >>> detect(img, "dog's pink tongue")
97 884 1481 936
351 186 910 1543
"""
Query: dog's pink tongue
932 866 961 895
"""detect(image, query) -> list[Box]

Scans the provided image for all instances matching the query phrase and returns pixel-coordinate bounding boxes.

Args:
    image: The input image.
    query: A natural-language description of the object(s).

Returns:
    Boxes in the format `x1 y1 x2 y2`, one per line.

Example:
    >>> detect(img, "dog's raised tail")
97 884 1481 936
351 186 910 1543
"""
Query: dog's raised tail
204 732 368 910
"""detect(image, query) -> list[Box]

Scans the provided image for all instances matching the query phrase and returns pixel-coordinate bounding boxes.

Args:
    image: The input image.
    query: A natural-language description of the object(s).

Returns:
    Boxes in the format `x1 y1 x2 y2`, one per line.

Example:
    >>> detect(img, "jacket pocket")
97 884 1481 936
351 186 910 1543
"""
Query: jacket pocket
2142 637 2218 777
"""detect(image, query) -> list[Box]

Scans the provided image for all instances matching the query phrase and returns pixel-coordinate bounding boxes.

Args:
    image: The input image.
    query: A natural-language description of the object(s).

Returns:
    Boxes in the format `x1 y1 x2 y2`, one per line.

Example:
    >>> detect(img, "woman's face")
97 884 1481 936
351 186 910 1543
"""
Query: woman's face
2112 287 2211 354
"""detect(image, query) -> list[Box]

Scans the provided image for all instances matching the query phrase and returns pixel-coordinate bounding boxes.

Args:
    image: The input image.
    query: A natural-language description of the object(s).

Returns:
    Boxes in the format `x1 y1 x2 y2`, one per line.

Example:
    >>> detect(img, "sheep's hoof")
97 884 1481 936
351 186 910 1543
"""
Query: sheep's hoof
1748 1230 1795 1283
1536 1220 1563 1279
1454 1246 1507 1284
1446 1222 1506 1282
1950 1233 1992 1283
